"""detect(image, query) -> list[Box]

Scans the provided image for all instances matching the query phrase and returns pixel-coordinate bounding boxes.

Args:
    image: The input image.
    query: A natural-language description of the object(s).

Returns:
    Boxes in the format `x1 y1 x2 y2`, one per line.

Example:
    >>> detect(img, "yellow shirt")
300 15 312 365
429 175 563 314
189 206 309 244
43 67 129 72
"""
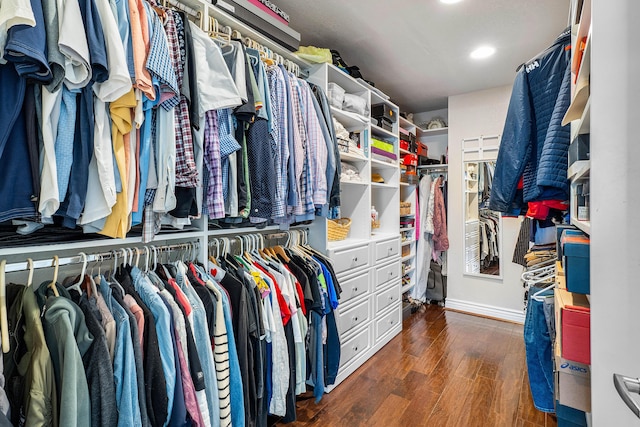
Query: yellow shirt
99 89 136 238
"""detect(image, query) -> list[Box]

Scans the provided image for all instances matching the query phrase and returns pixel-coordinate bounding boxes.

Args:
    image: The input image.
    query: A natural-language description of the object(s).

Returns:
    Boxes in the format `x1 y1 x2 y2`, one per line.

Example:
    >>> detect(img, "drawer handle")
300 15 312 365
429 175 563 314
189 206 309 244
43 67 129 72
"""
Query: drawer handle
390 320 394 325
353 256 358 262
353 287 358 293
353 316 359 322
354 346 359 352
388 247 393 252
389 295 394 300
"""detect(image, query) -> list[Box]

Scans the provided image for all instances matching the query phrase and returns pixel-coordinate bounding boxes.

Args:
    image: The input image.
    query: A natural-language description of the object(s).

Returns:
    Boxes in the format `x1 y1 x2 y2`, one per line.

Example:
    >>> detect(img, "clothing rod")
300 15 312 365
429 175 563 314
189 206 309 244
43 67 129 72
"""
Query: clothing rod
166 0 201 20
3 241 200 274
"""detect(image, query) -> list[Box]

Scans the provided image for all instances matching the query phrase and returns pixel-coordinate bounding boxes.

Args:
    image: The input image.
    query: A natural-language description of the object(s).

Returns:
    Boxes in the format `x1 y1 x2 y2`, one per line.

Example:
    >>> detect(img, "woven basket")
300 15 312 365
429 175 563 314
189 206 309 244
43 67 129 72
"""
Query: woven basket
328 218 351 241
400 207 411 216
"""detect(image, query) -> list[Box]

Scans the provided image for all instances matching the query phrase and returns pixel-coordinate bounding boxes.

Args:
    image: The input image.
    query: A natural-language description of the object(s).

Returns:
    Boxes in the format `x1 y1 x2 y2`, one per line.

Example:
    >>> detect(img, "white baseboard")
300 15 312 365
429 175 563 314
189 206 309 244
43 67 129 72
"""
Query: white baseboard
445 299 525 324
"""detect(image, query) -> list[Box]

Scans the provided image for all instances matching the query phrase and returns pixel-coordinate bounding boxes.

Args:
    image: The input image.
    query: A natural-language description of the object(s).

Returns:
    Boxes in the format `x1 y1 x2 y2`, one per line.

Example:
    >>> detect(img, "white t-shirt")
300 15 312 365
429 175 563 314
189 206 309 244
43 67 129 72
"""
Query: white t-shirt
57 0 92 88
0 0 35 64
93 0 132 101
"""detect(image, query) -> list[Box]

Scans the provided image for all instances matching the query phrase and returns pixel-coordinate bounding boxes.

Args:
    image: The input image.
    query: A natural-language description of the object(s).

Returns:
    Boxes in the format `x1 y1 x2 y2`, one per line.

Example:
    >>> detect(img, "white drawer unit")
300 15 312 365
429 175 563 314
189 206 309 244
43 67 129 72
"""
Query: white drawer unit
375 283 401 313
331 244 370 275
375 238 400 262
375 305 402 341
338 270 370 304
336 299 370 336
339 325 370 368
375 261 401 289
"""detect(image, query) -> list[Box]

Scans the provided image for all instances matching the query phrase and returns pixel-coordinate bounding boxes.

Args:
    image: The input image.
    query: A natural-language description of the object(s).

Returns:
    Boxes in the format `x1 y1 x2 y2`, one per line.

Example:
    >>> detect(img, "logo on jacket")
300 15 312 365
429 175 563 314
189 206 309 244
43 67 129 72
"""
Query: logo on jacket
525 61 540 73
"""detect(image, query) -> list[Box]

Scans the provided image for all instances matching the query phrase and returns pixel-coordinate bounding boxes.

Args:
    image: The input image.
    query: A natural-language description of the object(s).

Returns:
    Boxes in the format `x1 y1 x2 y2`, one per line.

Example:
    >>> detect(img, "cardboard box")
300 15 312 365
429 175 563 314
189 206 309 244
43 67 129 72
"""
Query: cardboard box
555 288 591 365
555 355 591 413
556 261 566 290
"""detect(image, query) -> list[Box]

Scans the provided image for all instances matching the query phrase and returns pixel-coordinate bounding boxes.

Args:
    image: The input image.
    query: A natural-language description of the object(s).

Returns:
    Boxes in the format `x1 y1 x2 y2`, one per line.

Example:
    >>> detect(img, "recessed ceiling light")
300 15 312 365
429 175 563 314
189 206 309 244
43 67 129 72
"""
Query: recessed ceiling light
440 0 463 3
470 46 496 59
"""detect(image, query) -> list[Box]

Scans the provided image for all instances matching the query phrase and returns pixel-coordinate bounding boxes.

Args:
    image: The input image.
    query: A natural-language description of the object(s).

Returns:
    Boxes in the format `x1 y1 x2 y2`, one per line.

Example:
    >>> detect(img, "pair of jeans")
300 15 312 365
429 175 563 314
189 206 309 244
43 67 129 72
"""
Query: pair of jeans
524 291 555 412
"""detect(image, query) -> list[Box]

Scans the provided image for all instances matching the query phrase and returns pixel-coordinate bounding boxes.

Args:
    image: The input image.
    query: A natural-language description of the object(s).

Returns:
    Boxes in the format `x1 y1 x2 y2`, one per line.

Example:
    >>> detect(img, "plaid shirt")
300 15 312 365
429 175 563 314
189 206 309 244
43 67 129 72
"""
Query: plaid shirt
145 5 179 110
299 80 328 207
203 110 225 219
289 77 314 217
267 66 288 221
165 12 198 188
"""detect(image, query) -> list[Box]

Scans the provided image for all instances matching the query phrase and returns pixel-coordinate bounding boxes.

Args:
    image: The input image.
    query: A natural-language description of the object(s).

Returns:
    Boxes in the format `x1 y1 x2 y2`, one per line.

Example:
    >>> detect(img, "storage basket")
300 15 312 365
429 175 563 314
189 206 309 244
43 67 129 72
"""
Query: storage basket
400 202 412 216
328 218 351 241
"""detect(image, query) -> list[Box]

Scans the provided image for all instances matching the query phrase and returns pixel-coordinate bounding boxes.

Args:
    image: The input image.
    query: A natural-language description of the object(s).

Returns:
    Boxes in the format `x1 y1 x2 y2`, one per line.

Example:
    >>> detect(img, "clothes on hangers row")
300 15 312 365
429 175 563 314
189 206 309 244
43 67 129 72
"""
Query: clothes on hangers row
410 173 449 304
479 209 499 268
0 242 341 427
0 0 341 241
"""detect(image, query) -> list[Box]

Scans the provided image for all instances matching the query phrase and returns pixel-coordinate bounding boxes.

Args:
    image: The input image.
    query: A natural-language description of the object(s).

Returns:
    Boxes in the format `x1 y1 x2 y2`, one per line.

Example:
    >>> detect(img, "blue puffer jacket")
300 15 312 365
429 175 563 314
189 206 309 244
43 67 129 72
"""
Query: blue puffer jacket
490 28 572 213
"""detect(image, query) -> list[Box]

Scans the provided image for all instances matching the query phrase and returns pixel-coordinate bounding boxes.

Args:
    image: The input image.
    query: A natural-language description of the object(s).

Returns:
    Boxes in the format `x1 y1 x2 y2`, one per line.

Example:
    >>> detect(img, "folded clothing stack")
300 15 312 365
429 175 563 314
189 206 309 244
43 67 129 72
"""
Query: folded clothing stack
340 161 362 182
334 118 364 158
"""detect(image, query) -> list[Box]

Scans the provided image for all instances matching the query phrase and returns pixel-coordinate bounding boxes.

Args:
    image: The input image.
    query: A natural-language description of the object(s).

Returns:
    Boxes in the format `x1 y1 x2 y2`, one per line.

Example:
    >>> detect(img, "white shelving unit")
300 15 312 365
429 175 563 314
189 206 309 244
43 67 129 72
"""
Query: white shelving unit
306 62 403 390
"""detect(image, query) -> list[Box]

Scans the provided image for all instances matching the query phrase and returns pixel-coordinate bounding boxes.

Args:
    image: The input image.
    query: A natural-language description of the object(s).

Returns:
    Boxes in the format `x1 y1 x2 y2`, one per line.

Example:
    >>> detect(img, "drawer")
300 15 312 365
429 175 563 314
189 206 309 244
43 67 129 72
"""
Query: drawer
340 326 370 368
375 261 401 289
375 238 400 262
376 284 401 313
339 270 370 304
336 299 370 336
331 245 369 275
375 306 402 341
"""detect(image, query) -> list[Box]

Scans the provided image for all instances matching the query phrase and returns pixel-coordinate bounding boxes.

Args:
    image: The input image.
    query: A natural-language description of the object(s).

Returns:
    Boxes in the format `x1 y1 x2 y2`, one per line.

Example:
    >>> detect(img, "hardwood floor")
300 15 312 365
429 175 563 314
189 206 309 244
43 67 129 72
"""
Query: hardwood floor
284 306 557 427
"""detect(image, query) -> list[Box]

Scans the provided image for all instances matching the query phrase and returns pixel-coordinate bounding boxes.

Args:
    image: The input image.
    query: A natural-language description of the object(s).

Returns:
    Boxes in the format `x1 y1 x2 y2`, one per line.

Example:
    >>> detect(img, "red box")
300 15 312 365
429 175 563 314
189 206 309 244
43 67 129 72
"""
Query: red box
400 140 409 151
417 142 428 158
561 305 591 365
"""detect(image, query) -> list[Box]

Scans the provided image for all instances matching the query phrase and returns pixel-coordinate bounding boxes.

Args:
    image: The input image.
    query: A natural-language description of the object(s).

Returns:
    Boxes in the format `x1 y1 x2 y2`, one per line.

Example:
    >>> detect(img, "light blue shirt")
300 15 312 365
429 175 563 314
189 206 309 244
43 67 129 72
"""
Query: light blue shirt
131 267 176 427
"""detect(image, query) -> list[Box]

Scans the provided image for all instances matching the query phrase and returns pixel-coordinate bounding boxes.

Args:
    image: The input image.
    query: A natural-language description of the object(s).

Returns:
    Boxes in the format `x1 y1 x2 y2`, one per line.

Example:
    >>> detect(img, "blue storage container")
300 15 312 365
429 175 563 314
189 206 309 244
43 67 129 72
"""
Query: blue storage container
556 401 587 427
562 231 590 295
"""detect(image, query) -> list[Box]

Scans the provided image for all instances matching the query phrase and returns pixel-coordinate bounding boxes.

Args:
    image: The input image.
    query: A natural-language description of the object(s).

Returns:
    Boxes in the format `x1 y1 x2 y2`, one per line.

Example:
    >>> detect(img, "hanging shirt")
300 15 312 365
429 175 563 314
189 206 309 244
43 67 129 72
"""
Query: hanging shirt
128 0 154 100
100 89 136 238
0 0 35 64
57 0 92 88
93 0 131 101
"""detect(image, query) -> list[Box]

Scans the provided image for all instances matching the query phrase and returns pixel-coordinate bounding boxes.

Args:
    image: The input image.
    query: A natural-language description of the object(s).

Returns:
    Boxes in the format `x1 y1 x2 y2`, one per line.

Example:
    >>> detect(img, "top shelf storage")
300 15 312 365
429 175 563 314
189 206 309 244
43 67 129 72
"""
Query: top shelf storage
418 127 448 137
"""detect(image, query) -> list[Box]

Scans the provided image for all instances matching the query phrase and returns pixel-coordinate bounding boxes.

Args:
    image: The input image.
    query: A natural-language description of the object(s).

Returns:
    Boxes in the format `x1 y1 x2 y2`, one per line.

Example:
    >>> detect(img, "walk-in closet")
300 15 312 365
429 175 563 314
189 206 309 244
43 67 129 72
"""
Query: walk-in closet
0 0 635 425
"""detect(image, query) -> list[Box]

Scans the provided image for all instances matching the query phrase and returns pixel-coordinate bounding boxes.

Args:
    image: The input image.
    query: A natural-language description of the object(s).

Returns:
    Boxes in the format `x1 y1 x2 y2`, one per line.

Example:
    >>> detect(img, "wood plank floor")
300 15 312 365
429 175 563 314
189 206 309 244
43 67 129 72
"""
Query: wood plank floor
283 306 557 427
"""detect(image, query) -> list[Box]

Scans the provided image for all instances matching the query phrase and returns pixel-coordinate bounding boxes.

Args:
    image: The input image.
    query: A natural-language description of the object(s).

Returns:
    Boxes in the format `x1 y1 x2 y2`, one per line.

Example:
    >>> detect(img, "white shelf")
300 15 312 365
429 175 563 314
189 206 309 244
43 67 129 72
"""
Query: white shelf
399 226 415 232
339 151 368 163
403 267 416 275
371 157 398 168
571 217 591 235
399 148 411 155
418 127 448 136
401 240 415 247
401 283 414 294
399 182 411 187
417 164 448 170
331 106 369 130
399 116 416 129
371 124 398 140
340 180 369 187
401 255 415 263
371 182 396 189
568 160 591 181
571 0 592 76
571 97 591 141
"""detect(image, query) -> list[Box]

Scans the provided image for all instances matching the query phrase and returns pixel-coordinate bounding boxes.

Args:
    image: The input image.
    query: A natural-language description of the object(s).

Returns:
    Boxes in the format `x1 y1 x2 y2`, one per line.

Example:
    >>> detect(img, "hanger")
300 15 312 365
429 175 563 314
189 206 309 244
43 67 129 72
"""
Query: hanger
135 248 141 268
531 282 555 302
49 256 60 297
66 252 88 294
0 260 8 353
26 258 34 287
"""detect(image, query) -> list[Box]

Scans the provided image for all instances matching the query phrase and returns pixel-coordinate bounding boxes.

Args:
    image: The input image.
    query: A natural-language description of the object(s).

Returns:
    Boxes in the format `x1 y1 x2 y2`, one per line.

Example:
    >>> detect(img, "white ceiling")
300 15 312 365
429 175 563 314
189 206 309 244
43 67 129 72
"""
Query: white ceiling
275 0 570 113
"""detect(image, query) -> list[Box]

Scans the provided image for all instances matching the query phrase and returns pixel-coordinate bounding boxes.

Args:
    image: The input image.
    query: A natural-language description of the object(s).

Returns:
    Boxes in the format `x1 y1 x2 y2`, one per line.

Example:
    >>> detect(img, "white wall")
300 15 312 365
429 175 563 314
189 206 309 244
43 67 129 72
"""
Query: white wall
446 85 526 322
590 0 640 424
414 108 449 161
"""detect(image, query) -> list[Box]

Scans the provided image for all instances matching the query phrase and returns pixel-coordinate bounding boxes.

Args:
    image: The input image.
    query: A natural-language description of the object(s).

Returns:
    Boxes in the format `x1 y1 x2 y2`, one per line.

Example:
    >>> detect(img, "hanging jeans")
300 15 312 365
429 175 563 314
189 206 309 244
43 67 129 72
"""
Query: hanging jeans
524 291 555 413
